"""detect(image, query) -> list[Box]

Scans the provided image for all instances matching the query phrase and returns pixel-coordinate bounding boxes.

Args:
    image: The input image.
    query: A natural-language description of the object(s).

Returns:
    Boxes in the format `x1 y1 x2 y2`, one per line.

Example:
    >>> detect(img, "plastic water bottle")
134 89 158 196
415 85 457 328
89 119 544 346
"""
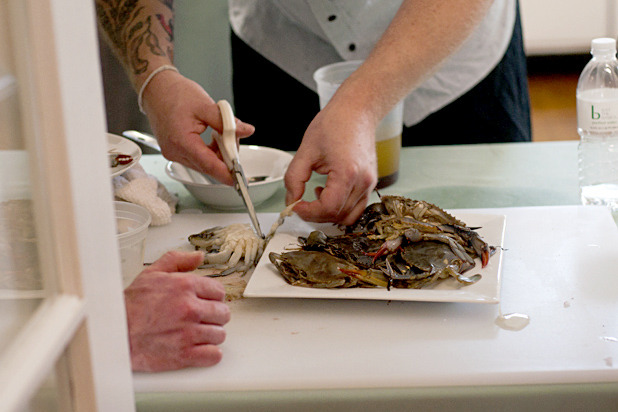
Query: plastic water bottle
577 38 618 213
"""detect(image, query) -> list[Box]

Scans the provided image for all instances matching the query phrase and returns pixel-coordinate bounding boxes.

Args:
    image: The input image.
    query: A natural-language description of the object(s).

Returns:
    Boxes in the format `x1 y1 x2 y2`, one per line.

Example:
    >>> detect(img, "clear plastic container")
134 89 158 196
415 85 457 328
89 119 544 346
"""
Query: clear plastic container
577 38 618 213
313 61 403 188
115 201 151 287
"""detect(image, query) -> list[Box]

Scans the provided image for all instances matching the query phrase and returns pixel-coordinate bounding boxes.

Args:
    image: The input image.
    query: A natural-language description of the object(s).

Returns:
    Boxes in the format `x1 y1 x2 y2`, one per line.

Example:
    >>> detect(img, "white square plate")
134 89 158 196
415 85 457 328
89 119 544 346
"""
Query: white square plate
244 212 506 303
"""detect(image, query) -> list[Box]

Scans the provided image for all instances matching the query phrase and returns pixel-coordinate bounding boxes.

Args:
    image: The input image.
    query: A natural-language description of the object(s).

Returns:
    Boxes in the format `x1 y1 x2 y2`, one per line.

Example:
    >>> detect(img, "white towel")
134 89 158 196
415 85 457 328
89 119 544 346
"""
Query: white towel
112 163 177 226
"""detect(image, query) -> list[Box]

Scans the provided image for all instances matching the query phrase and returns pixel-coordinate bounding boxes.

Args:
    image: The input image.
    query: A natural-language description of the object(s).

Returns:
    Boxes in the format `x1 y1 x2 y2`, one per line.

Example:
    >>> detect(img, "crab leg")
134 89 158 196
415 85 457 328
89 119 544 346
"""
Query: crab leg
403 228 475 266
441 224 490 267
366 236 403 262
422 233 475 266
339 268 390 288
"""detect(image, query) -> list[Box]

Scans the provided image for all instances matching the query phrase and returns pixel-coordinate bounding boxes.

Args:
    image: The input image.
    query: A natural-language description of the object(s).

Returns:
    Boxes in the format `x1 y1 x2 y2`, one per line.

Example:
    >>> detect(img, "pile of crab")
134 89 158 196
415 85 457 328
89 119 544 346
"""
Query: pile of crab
269 195 496 290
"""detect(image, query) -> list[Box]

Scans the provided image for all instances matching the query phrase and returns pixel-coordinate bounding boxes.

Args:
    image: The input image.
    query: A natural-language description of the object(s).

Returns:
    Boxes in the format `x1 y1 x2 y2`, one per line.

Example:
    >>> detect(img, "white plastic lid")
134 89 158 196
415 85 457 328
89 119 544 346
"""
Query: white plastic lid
591 38 617 54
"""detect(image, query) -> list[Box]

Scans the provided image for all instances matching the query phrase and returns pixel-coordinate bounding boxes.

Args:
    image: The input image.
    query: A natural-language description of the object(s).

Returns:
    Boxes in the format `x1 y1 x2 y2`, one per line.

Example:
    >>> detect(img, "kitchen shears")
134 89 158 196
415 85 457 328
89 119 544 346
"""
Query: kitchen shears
213 100 264 238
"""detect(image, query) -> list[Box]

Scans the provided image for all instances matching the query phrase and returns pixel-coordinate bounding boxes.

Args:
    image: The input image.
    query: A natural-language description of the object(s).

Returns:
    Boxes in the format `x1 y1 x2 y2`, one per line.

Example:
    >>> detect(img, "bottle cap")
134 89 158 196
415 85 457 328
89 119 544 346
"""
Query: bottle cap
591 38 617 54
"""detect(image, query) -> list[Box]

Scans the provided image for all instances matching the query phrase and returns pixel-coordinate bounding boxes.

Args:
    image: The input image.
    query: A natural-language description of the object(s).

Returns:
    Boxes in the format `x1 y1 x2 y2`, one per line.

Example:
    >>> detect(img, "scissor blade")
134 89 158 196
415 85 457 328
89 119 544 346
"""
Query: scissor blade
233 164 264 238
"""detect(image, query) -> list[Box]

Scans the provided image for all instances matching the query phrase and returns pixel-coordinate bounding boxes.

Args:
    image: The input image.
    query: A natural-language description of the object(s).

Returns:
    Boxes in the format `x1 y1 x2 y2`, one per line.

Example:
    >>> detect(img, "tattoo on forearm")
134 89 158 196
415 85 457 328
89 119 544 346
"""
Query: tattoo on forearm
156 14 173 41
96 0 174 76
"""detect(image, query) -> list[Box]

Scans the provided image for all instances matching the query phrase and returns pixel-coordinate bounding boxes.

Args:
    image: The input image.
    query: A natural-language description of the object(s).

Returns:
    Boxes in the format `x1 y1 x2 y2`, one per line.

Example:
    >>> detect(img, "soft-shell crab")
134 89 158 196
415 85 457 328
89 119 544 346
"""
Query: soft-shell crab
270 196 494 289
269 251 389 288
188 201 299 276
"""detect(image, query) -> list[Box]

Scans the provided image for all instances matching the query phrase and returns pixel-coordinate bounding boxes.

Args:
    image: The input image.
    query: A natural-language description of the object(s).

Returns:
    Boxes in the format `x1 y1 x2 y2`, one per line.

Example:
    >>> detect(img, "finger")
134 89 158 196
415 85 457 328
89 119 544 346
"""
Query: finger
194 276 228 303
178 297 229 325
199 300 230 325
235 118 255 138
194 102 254 137
182 142 236 185
332 177 373 224
175 107 252 184
134 344 224 372
284 155 313 206
193 299 230 326
338 193 371 226
294 172 354 222
182 345 223 368
157 127 236 186
145 251 205 273
294 196 346 223
295 169 373 224
191 324 226 346
188 156 235 186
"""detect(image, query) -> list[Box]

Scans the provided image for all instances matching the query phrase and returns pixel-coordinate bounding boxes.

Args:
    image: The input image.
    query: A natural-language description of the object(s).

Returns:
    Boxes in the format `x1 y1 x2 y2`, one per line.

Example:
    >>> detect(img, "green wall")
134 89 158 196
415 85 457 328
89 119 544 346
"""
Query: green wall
175 1 234 107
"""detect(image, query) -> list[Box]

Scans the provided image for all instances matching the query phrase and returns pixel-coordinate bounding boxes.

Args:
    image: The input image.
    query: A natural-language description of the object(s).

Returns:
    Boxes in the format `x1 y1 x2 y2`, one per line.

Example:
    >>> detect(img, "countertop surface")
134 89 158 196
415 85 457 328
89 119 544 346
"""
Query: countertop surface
134 141 618 411
144 141 582 214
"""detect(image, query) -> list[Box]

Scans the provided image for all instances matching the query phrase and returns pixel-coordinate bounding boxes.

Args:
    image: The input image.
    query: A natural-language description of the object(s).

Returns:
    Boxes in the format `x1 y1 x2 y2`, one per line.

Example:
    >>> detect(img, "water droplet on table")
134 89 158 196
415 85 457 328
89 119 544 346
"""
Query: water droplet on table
495 312 530 331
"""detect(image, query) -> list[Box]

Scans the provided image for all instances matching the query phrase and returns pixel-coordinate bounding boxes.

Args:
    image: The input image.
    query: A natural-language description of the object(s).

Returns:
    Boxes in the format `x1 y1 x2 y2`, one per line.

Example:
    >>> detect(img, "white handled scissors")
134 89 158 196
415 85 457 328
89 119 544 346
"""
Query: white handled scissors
213 100 264 238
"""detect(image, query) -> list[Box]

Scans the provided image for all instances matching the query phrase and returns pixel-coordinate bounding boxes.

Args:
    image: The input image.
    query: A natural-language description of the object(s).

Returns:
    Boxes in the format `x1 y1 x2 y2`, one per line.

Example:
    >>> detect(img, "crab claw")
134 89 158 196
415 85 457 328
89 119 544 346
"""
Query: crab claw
366 237 403 263
480 248 489 268
455 272 482 285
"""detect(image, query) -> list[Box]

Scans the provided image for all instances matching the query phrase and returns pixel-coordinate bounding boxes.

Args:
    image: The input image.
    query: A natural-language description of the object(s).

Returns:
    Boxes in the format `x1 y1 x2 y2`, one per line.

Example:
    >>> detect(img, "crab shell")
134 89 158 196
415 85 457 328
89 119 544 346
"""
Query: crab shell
269 250 365 288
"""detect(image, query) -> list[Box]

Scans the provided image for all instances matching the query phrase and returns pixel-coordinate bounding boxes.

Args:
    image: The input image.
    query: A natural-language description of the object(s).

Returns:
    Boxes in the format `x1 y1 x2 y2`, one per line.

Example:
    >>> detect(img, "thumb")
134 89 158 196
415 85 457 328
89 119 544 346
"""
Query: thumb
284 154 313 206
196 102 254 138
235 118 255 139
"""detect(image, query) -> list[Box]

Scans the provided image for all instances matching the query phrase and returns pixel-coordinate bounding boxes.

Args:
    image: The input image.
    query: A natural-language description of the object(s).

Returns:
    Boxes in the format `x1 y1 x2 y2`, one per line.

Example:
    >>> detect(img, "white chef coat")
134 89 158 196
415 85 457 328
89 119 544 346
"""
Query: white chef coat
228 0 515 127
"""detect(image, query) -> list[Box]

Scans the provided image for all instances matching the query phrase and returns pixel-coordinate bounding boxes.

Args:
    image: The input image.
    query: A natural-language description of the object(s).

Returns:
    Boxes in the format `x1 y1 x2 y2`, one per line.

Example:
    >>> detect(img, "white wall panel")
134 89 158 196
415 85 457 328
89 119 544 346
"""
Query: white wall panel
520 0 616 55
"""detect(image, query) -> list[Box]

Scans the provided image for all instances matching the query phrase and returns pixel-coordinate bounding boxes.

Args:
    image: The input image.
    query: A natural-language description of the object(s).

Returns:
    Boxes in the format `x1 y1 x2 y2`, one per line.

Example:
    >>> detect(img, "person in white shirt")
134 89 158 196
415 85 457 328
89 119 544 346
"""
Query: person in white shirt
230 0 530 151
97 0 528 227
96 0 529 371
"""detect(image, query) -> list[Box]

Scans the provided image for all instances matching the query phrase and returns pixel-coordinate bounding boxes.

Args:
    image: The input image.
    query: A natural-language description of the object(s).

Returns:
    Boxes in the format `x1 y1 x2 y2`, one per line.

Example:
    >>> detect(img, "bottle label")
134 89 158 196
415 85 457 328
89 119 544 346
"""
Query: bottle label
577 99 618 133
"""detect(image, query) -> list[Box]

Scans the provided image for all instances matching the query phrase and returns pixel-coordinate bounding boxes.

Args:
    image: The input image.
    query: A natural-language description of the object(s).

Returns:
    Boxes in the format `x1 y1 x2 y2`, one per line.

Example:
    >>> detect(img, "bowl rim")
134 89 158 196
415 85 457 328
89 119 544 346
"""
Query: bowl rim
165 145 292 188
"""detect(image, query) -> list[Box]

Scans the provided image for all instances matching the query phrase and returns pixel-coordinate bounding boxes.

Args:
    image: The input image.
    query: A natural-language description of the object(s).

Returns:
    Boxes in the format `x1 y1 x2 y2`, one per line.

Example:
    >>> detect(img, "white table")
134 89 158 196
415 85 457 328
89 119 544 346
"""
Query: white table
135 142 618 411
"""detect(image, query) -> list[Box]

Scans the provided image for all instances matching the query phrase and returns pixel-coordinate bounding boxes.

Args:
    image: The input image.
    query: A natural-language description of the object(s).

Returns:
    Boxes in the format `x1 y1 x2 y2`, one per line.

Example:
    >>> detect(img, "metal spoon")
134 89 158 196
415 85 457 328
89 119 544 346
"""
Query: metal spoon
122 130 162 154
247 175 269 183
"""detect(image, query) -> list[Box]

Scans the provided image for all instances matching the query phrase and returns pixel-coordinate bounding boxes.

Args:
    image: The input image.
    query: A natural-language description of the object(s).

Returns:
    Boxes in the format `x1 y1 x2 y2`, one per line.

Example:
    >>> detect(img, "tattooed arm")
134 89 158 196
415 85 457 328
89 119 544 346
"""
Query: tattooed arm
95 0 254 185
96 0 174 91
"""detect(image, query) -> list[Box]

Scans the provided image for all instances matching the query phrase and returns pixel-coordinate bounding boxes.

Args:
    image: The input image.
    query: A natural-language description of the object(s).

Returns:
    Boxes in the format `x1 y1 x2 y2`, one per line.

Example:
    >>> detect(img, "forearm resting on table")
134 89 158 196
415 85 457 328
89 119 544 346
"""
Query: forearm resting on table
331 0 493 125
95 0 175 92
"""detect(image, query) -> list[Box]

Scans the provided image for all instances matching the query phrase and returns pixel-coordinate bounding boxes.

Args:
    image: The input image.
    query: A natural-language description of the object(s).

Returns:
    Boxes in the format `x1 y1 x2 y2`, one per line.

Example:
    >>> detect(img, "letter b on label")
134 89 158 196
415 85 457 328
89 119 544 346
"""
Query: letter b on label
591 105 601 119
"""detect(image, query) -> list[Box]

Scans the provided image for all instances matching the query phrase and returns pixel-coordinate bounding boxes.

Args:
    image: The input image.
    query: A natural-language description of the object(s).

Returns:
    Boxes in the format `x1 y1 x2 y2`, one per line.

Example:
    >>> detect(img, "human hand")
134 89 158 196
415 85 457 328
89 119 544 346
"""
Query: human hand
140 70 255 185
284 103 378 225
125 250 231 372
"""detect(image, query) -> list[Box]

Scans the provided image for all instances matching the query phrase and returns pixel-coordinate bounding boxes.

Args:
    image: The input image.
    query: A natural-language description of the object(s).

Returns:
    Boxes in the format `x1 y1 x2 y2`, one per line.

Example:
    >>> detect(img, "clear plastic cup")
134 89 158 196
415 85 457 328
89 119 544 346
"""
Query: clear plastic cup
313 60 403 188
114 201 151 287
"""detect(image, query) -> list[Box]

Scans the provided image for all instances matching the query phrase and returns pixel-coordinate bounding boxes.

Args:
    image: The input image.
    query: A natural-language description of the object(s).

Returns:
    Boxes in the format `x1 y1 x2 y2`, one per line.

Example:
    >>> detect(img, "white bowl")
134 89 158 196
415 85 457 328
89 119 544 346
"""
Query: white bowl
165 145 293 209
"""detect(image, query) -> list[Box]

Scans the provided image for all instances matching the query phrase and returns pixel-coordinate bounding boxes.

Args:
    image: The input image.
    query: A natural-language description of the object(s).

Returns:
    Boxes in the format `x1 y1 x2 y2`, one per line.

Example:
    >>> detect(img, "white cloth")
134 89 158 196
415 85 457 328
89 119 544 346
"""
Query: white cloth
112 163 177 226
229 0 515 126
